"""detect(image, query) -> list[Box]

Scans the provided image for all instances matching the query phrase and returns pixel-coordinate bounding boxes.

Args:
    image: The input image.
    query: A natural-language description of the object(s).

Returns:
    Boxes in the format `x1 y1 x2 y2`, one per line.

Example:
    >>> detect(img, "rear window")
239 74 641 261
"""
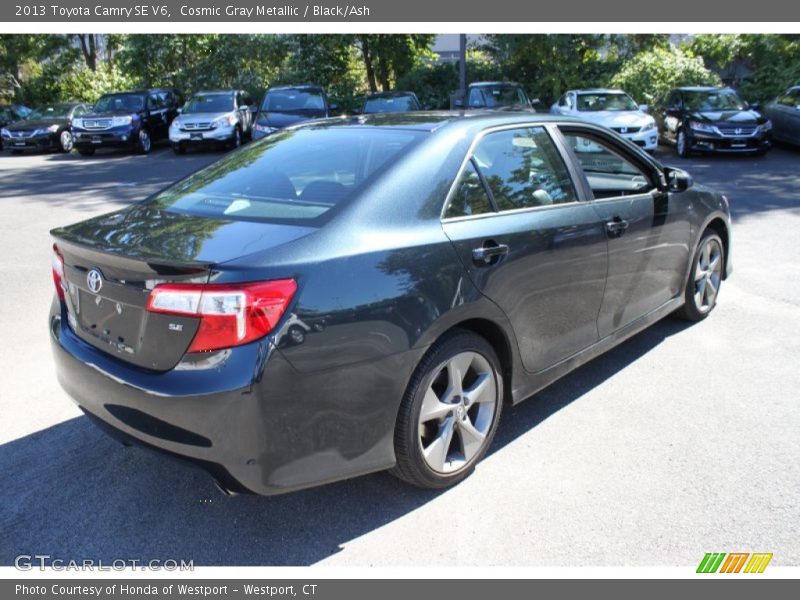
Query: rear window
262 90 325 112
364 96 417 113
150 127 424 224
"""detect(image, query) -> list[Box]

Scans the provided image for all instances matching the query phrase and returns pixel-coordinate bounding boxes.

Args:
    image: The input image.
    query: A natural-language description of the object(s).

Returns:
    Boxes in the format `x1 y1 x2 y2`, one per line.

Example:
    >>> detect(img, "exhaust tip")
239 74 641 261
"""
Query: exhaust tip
213 479 239 497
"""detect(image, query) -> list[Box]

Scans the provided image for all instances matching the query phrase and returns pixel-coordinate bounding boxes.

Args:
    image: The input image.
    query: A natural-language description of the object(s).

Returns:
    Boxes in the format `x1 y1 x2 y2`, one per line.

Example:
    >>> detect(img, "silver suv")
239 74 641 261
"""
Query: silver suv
169 90 254 154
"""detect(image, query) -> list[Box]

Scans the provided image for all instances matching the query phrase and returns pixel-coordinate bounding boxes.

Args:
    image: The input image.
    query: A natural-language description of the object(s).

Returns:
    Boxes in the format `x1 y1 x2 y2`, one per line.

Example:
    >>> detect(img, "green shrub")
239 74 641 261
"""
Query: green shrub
611 46 721 108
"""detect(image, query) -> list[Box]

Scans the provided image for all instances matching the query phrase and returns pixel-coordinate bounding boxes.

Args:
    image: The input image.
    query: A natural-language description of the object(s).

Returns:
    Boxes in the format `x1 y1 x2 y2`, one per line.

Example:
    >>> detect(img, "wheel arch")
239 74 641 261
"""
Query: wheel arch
702 216 731 280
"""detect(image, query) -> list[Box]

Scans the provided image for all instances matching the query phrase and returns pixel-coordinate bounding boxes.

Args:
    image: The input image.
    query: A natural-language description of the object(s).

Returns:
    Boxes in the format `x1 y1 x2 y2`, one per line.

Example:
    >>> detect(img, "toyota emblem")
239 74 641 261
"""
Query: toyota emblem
86 269 103 294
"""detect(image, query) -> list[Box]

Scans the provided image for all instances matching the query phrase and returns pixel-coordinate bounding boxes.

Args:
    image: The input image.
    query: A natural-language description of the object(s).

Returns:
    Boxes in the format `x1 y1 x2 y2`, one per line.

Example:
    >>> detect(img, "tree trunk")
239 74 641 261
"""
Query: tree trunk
76 34 97 71
359 36 378 93
376 36 391 91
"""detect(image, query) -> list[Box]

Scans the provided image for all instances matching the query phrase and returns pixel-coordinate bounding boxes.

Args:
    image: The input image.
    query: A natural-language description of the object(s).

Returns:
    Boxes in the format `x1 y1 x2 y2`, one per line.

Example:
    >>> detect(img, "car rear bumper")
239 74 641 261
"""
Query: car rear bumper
50 299 419 495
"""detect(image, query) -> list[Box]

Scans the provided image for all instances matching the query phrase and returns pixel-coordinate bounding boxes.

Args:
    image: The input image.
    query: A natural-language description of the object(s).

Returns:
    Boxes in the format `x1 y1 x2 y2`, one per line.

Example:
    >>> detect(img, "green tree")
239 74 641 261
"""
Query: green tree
611 45 720 107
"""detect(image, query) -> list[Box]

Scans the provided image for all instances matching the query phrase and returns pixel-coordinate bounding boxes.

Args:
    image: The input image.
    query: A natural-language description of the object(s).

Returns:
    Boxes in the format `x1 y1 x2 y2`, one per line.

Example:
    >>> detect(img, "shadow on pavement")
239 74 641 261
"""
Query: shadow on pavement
0 317 692 566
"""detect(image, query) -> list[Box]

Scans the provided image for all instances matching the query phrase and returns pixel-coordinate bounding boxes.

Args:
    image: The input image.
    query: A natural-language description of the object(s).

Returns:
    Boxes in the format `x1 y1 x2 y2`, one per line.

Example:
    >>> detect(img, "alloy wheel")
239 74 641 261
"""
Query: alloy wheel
139 130 151 153
693 237 723 313
677 130 687 156
418 351 497 474
60 130 73 152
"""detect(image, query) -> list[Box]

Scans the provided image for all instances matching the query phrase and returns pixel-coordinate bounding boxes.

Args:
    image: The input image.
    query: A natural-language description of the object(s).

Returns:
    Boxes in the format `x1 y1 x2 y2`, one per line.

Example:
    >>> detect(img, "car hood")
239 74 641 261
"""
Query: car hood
175 111 232 123
51 204 317 266
6 117 66 130
256 110 326 129
576 110 651 128
81 110 139 119
689 109 765 125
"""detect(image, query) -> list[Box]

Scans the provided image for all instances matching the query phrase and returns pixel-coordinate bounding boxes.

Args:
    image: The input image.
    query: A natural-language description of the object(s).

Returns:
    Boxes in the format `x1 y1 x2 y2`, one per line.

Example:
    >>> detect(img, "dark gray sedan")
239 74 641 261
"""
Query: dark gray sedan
49 112 732 495
762 86 800 145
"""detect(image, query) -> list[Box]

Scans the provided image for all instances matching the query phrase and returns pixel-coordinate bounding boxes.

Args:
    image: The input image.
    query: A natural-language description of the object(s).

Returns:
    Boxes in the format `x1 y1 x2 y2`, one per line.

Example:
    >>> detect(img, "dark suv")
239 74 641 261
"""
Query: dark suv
252 85 332 140
658 86 772 157
456 82 536 111
72 88 183 156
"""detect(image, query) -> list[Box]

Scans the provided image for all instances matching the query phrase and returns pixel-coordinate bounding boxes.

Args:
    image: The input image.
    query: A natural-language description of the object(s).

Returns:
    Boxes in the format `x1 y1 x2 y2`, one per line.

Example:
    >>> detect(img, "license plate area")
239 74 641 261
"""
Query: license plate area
91 136 102 144
75 289 144 352
190 132 203 140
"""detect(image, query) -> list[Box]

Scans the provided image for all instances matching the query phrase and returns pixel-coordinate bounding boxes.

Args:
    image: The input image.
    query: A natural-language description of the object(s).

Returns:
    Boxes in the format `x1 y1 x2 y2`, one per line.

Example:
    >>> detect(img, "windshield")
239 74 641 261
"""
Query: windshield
684 90 746 112
150 126 424 224
29 104 73 120
183 93 234 114
93 94 145 113
576 93 638 112
482 86 527 108
261 90 325 113
363 96 417 113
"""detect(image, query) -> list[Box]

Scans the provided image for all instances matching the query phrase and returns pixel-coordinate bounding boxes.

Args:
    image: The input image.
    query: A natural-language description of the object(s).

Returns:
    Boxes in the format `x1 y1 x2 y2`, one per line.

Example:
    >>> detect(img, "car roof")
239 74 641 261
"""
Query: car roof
469 81 523 88
300 111 580 133
365 91 417 98
569 88 627 95
676 86 730 92
191 90 237 96
267 85 324 92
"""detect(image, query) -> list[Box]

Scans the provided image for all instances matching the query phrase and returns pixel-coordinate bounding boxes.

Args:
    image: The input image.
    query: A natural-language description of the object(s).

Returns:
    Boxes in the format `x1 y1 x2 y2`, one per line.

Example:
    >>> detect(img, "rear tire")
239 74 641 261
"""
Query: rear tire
391 330 504 490
674 230 725 321
137 129 152 154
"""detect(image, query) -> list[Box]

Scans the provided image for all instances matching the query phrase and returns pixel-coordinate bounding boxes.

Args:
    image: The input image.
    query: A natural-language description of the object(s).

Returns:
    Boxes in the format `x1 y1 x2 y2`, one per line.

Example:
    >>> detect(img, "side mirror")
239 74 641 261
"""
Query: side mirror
639 104 649 113
176 108 182 114
453 99 465 109
665 167 693 193
749 102 761 111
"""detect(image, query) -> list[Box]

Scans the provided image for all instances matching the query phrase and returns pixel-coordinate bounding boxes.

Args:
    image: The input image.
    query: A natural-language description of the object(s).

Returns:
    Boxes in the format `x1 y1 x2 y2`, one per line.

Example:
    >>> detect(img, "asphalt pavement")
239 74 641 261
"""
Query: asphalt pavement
0 141 798 567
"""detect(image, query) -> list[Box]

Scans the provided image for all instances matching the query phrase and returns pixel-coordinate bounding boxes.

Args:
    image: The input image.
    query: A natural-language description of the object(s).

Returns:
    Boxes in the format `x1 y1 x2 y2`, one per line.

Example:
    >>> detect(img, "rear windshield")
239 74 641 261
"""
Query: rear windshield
364 96 417 113
94 94 145 112
183 94 234 113
150 126 424 224
262 90 325 113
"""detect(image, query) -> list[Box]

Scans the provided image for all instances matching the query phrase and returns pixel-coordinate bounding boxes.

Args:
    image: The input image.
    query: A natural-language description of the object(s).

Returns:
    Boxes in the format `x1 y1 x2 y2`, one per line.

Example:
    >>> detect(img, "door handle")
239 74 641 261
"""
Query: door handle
605 218 629 237
472 243 510 264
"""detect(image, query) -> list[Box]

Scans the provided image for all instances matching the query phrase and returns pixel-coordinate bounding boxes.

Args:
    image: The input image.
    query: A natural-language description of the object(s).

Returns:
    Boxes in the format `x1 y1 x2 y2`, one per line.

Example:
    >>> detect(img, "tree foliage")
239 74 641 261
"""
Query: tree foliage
611 46 720 107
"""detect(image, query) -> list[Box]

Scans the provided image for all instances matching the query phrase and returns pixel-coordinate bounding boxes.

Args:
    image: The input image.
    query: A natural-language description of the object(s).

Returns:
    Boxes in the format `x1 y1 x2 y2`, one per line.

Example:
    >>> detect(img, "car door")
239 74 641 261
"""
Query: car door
237 91 252 133
771 88 800 143
558 126 692 337
441 125 608 373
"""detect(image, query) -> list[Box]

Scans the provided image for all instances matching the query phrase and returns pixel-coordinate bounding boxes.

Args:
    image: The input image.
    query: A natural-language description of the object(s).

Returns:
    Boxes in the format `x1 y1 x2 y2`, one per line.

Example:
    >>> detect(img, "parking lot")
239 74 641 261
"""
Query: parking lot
0 141 798 567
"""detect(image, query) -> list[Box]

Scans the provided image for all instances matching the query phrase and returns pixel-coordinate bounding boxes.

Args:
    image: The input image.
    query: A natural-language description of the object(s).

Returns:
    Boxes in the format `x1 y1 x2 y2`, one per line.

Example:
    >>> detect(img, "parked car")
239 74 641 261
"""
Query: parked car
1 102 90 154
252 85 331 140
0 104 33 151
169 90 255 154
456 81 536 111
658 86 772 157
72 88 183 156
359 91 421 114
551 89 658 152
761 85 800 146
50 113 732 495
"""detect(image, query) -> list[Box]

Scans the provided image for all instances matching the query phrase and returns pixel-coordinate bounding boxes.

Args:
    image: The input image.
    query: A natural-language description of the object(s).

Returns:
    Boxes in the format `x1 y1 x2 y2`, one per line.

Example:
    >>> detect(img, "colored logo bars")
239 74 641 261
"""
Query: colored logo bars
697 552 773 573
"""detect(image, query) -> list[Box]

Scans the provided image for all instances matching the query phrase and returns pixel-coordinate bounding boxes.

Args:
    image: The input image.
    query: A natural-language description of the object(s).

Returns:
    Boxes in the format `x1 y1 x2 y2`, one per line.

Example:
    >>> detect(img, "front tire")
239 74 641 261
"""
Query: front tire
674 230 724 321
391 330 503 489
137 129 152 154
676 128 690 158
58 130 73 153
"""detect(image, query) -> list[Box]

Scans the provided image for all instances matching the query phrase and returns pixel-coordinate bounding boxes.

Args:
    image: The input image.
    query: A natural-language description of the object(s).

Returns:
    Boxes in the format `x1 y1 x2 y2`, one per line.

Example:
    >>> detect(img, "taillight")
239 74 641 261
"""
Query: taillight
146 279 297 353
51 244 66 301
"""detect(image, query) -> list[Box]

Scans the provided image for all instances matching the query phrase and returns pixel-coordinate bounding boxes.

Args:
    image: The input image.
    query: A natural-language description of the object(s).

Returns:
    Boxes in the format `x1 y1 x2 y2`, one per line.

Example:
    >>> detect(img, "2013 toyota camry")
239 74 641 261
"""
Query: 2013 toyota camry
50 113 732 495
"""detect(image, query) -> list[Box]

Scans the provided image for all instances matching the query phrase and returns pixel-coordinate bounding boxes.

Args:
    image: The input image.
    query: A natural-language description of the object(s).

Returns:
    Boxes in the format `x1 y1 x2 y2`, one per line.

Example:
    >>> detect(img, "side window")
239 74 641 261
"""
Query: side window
666 91 680 109
472 127 578 210
558 94 568 107
73 105 86 118
561 131 656 199
445 161 493 219
160 91 174 107
468 88 484 108
778 89 800 107
147 94 161 110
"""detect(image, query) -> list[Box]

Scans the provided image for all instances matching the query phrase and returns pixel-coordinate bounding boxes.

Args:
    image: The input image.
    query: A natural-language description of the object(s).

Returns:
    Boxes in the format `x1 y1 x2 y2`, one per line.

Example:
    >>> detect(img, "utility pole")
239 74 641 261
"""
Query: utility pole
459 34 467 109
